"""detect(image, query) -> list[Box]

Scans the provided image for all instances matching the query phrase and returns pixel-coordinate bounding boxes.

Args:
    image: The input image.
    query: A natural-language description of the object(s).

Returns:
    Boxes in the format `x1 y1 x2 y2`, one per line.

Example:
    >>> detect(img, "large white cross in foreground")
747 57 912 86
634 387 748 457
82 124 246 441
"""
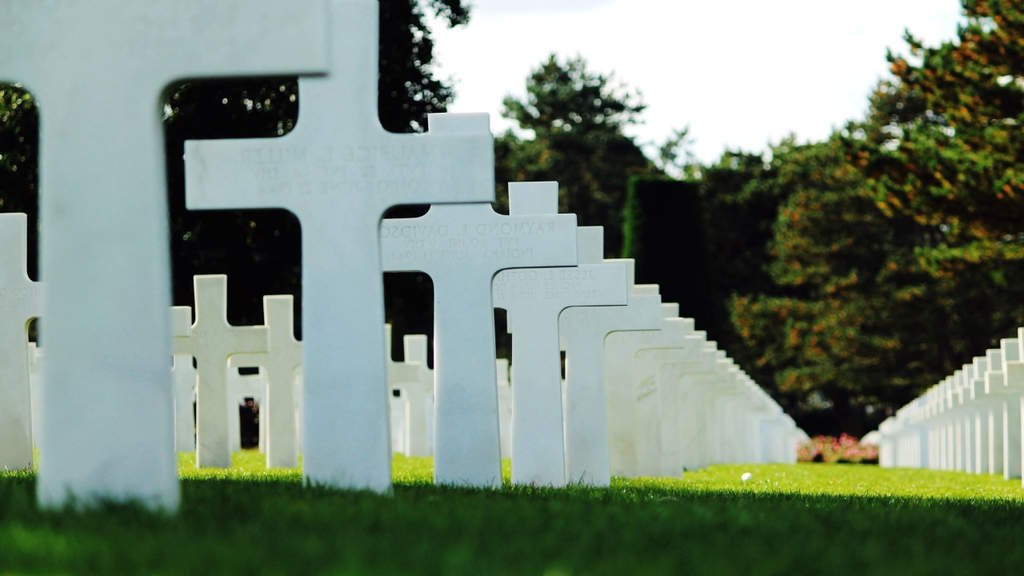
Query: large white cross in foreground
0 0 329 509
185 0 493 492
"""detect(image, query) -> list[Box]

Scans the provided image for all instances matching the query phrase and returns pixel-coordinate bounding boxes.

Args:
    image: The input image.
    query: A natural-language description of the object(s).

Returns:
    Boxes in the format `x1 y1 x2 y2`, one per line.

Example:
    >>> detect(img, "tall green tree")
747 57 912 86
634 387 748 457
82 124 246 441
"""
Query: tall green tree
728 0 1023 434
497 54 658 255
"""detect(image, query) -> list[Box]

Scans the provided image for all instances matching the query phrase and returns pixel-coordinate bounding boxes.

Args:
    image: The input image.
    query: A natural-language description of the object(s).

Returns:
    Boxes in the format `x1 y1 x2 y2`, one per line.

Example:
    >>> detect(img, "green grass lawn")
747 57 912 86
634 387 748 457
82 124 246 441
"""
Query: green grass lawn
2 453 1023 575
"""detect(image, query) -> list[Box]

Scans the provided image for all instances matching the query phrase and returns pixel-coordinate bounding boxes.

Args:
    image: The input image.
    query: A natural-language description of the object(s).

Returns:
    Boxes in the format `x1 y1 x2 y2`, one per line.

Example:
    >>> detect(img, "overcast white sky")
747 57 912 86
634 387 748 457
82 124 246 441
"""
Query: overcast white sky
431 0 964 163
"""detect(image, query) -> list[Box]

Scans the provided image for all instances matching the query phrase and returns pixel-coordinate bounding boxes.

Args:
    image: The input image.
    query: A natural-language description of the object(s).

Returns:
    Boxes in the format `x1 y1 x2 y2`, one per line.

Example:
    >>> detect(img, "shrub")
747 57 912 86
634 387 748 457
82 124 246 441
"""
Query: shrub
798 434 878 464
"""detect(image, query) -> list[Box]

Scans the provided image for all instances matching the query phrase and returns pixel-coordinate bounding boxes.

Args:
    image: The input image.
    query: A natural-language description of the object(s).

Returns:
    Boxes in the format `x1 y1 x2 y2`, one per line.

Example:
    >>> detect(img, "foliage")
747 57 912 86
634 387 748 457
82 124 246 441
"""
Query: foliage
0 87 37 281
4 460 1024 574
622 177 715 330
797 434 879 464
721 0 1024 434
496 54 658 254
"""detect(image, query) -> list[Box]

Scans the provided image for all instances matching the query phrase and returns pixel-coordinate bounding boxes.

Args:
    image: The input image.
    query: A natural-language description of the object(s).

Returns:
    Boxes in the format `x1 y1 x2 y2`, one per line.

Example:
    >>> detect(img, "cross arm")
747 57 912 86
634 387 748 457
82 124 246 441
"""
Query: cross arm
229 326 269 356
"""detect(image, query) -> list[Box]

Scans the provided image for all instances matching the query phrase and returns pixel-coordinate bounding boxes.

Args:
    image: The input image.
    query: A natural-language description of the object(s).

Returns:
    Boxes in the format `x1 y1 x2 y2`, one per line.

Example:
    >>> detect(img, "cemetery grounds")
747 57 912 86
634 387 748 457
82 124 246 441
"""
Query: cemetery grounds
1 454 1023 574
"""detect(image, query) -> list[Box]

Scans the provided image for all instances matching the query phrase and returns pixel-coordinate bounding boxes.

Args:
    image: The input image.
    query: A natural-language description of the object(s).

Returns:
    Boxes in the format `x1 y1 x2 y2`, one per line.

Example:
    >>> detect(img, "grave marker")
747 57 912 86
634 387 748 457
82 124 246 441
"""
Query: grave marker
493 227 628 486
225 296 303 468
496 359 512 460
385 325 432 458
559 259 662 486
401 334 434 457
185 0 493 492
170 306 197 454
0 213 42 470
172 275 268 468
1 0 329 509
381 181 577 486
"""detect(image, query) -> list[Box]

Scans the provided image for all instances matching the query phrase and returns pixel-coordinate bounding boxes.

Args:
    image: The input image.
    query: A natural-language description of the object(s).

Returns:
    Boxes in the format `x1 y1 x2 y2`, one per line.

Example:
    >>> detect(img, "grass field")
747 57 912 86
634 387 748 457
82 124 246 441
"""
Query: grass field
2 453 1024 574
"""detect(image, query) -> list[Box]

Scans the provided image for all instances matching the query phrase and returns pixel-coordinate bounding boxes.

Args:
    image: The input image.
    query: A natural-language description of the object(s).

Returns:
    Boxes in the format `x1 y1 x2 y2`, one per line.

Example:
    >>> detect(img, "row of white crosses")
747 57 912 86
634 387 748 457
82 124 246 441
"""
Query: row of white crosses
876 329 1024 486
0 0 803 509
0 194 801 487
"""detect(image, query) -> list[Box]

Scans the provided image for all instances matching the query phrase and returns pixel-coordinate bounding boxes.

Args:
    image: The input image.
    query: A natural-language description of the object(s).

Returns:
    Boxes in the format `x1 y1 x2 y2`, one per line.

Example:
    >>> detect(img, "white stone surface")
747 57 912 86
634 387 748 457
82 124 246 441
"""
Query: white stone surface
630 317 696 477
28 342 42 451
0 213 42 471
185 0 493 493
496 359 512 461
604 304 687 477
998 340 1023 479
223 296 303 468
172 275 267 468
385 325 432 458
2 0 329 510
261 296 303 468
402 334 434 457
493 227 628 487
559 259 661 487
170 304 198 455
381 181 577 487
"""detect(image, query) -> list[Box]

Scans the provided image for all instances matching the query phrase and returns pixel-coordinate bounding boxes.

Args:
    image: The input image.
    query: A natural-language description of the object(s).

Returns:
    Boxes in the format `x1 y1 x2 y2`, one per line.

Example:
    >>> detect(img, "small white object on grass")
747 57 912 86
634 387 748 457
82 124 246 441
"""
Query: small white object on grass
741 472 753 482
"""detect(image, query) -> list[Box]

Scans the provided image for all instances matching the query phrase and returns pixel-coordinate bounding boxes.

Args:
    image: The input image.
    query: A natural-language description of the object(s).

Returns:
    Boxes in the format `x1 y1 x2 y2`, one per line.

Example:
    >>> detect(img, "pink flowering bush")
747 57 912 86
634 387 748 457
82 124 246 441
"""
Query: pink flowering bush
797 434 879 464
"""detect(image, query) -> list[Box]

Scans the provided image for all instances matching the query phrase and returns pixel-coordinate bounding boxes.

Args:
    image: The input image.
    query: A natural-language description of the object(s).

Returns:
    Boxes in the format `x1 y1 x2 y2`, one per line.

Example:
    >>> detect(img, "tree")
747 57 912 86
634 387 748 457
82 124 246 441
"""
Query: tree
497 54 658 255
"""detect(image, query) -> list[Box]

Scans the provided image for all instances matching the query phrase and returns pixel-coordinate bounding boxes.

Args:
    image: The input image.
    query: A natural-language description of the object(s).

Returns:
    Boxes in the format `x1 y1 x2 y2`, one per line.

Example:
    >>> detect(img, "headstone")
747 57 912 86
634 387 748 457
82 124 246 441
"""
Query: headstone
493 227 629 486
170 355 196 453
381 181 577 486
496 359 512 461
172 275 268 468
385 325 431 457
559 259 662 486
28 342 42 450
225 296 303 468
402 334 434 457
0 213 42 470
185 0 493 492
631 314 696 477
2 0 329 510
998 340 1022 479
656 330 718 472
170 307 197 454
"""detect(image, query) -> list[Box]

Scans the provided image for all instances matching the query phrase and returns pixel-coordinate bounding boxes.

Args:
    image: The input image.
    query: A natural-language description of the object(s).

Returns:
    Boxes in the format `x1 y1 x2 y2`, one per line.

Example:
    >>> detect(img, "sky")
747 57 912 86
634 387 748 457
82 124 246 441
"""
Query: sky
430 0 965 163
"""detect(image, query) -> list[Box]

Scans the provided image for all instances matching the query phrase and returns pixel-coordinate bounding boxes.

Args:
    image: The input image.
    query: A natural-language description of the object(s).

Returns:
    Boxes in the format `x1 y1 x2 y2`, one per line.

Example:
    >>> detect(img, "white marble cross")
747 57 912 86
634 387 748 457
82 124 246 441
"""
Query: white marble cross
0 213 42 471
1 0 328 510
185 0 493 492
261 296 303 468
631 316 696 477
28 342 42 451
219 296 304 468
381 182 577 487
225 361 267 454
493 227 629 486
559 258 662 486
996 340 1023 479
385 325 432 457
604 304 693 477
172 275 268 468
401 334 434 457
170 307 197 454
496 359 512 461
